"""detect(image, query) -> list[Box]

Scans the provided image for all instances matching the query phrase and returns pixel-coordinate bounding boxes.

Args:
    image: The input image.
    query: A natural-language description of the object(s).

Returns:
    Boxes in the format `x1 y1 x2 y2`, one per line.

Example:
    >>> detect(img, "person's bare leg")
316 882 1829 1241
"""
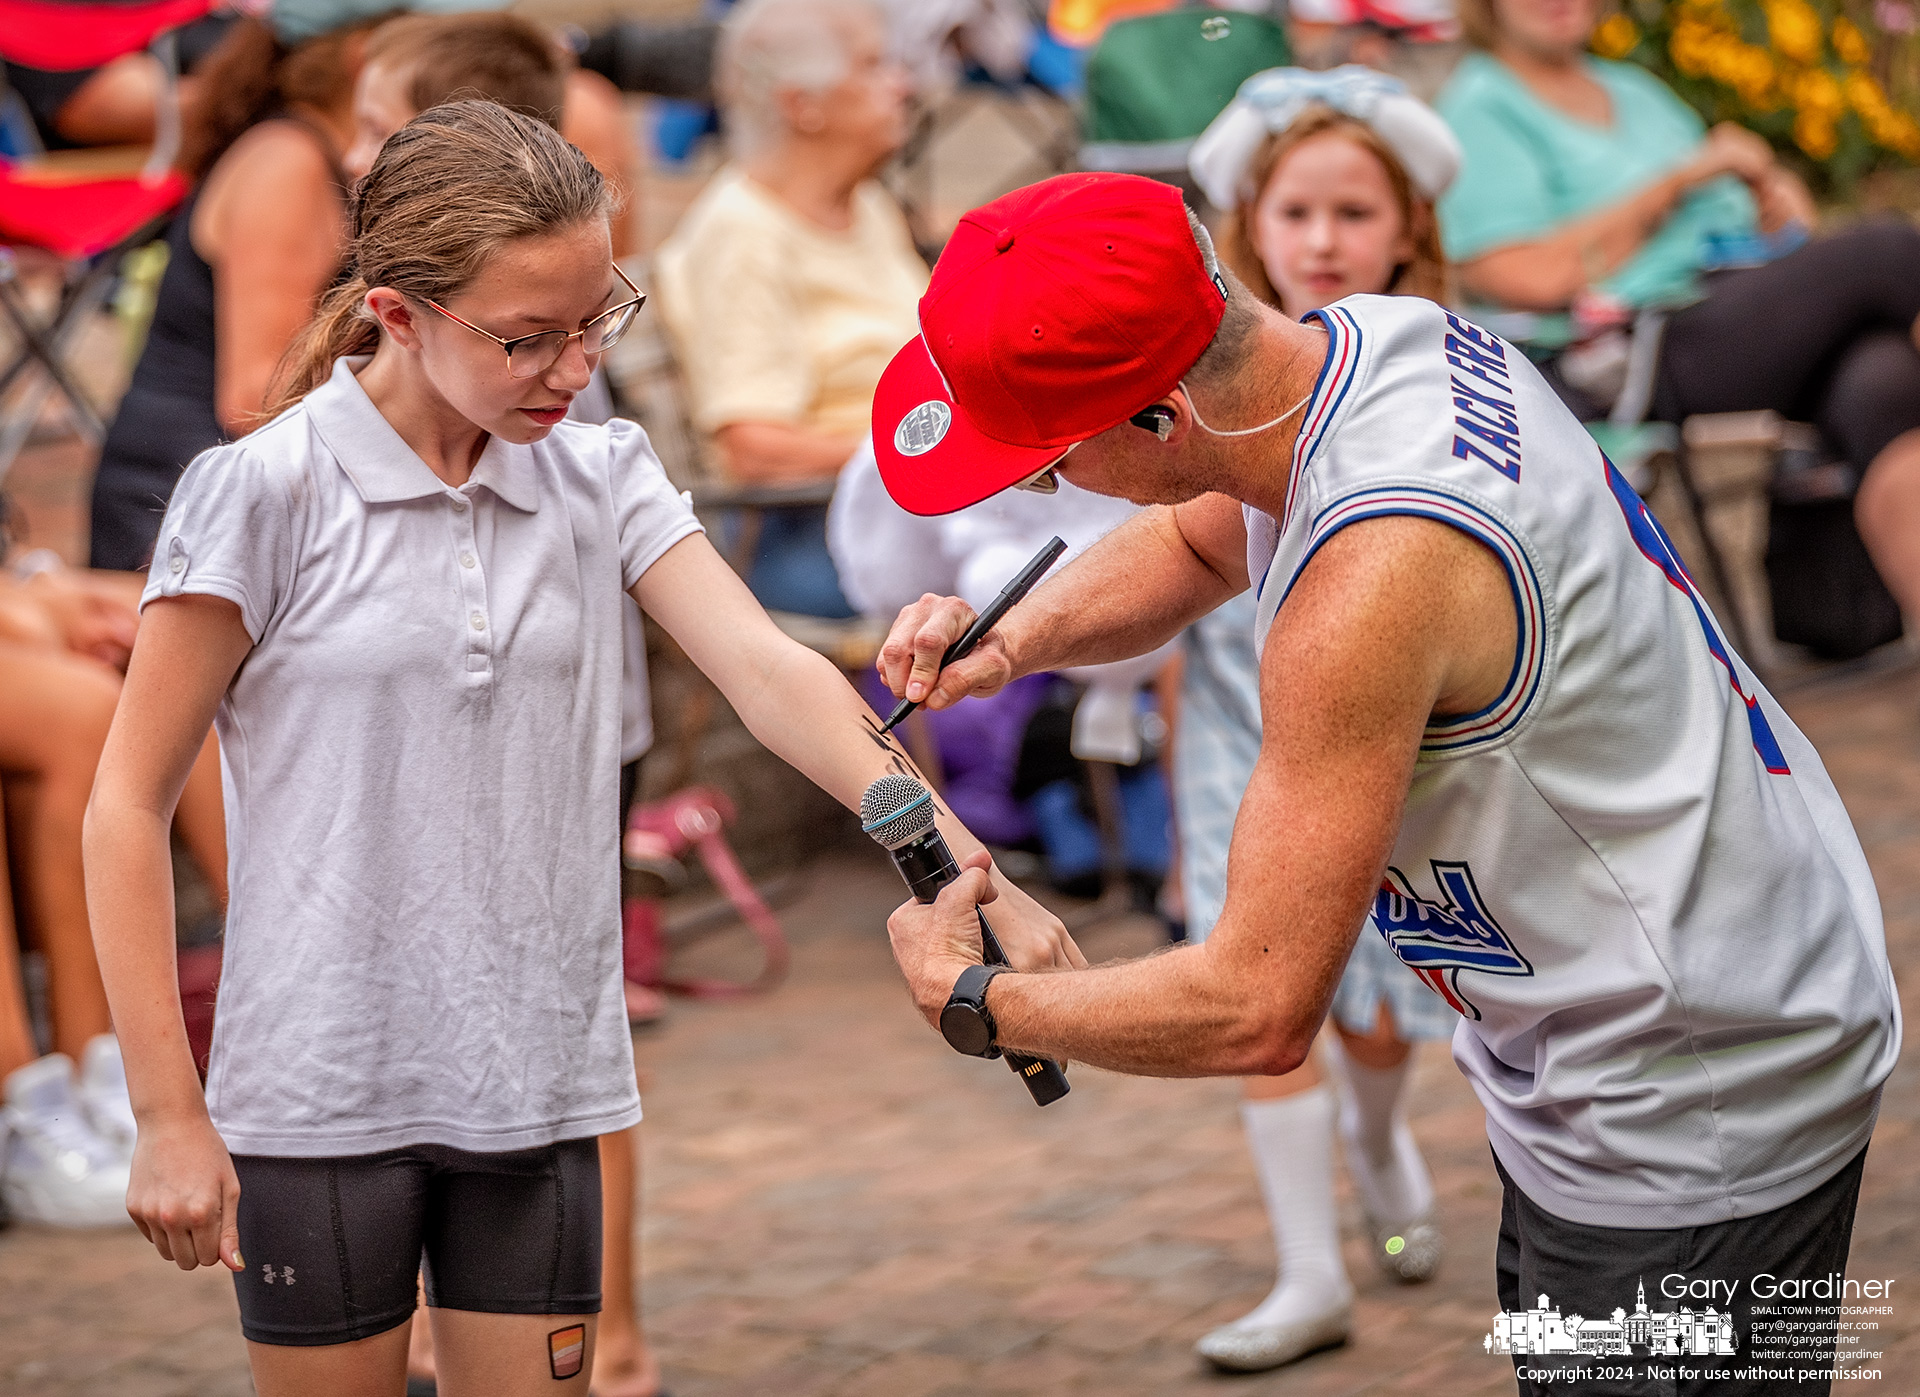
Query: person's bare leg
74 568 147 613
0 787 42 1079
246 1320 412 1397
0 646 118 1056
51 52 165 146
593 1127 662 1397
405 1279 436 1386
1333 1000 1412 1070
1854 428 1920 622
430 1310 596 1397
1241 1056 1320 1100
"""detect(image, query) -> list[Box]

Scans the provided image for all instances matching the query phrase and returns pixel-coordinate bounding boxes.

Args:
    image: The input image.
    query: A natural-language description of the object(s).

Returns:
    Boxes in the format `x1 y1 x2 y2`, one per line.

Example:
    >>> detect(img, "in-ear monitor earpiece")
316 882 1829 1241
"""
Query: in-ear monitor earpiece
1130 406 1175 442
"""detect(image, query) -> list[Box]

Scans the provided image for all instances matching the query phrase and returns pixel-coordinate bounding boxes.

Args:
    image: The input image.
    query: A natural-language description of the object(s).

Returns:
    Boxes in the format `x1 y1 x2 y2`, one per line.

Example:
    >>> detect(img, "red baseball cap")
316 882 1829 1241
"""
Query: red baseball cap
873 172 1227 516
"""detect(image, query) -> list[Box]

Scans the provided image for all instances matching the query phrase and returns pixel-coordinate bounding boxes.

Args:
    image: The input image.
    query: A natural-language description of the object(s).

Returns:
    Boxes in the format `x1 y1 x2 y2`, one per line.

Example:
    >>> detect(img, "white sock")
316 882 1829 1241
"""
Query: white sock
1232 1087 1352 1328
1325 1037 1434 1230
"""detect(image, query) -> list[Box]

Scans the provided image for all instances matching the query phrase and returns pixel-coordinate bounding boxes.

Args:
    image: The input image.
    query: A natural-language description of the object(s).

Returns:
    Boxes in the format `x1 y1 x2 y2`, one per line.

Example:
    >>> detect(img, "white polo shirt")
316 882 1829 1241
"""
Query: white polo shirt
144 357 703 1157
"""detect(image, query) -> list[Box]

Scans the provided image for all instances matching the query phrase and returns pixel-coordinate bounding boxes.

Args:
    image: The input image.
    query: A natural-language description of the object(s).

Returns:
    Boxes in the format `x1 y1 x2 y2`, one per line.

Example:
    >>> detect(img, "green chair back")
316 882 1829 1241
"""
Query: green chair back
1081 9 1291 175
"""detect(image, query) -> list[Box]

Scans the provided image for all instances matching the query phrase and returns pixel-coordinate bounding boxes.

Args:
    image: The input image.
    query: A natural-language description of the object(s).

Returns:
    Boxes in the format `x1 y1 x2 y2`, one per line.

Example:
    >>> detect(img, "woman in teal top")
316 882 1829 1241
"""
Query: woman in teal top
1439 51 1782 326
1437 0 1920 645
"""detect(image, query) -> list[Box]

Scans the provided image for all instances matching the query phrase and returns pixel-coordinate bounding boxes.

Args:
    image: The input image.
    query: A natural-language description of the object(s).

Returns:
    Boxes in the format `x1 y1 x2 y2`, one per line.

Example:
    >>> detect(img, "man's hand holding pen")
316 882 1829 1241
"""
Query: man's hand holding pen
876 535 1065 729
878 595 1019 710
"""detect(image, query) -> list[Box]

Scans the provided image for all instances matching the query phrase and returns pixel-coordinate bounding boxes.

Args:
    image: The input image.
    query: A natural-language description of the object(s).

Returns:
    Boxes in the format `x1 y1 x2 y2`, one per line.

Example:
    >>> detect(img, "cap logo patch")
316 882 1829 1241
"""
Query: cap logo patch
895 401 952 456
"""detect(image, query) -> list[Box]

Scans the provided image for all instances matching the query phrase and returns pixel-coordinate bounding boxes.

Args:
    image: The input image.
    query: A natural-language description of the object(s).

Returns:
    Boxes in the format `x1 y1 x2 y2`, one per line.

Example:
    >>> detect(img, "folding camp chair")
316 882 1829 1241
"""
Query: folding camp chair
0 0 212 487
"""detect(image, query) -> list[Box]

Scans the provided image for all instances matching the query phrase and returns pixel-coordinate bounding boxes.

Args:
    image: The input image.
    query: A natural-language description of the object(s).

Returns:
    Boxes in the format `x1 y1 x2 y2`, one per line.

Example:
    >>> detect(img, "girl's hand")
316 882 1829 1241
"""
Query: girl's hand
127 1113 244 1272
987 866 1088 972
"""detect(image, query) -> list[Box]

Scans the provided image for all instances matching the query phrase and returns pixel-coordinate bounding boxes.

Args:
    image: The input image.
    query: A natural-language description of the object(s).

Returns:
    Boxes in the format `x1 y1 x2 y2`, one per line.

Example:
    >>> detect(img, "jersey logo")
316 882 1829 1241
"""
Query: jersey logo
1372 860 1533 1020
1443 313 1522 482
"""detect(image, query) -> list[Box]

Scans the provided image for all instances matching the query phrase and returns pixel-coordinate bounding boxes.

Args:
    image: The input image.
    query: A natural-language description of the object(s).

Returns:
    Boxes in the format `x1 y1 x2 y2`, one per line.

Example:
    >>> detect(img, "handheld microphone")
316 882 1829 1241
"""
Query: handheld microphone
860 775 1070 1106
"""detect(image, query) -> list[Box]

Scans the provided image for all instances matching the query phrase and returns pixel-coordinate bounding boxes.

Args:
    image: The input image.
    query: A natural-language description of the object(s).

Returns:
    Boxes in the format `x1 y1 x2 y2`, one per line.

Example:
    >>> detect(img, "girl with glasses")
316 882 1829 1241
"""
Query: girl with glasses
83 100 1081 1397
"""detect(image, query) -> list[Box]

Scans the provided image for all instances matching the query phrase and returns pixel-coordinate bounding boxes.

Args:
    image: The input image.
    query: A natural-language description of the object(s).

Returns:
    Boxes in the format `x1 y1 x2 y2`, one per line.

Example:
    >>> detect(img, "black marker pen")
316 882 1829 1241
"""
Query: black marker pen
878 535 1068 735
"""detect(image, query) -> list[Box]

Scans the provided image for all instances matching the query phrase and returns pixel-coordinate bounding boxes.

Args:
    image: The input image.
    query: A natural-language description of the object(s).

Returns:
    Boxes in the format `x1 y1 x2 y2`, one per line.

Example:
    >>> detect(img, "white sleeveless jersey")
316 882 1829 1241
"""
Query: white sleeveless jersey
1248 295 1900 1227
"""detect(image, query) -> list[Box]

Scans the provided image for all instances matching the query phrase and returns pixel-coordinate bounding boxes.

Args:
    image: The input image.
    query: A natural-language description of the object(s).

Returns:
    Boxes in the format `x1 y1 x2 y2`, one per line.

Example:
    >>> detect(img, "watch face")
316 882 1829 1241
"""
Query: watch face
939 1002 994 1057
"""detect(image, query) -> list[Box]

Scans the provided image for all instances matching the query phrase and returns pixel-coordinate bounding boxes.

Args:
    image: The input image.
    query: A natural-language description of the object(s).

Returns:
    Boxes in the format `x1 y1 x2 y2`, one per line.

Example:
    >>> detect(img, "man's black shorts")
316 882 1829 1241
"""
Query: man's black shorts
231 1138 602 1347
1496 1145 1868 1397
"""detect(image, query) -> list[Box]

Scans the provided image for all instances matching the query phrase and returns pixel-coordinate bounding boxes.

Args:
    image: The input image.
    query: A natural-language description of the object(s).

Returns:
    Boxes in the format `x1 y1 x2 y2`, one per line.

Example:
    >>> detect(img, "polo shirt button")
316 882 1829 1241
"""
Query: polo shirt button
460 553 476 569
470 612 486 631
451 498 468 514
169 555 185 574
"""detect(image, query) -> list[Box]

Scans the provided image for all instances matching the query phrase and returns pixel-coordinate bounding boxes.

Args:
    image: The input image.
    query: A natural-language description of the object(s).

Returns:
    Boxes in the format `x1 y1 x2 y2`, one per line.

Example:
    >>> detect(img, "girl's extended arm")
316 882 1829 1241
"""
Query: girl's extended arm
83 594 254 1271
633 533 1086 972
879 493 1249 716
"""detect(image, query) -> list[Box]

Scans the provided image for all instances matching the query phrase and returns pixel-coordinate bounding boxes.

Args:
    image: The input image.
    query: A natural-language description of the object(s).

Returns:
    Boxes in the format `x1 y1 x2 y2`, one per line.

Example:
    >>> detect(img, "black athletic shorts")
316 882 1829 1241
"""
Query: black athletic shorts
231 1138 602 1347
1496 1144 1868 1397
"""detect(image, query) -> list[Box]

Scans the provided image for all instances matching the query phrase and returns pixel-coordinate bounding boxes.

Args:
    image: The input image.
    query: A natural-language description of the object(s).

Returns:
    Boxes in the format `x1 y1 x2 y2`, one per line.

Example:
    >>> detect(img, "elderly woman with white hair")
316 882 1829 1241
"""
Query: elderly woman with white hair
652 0 922 618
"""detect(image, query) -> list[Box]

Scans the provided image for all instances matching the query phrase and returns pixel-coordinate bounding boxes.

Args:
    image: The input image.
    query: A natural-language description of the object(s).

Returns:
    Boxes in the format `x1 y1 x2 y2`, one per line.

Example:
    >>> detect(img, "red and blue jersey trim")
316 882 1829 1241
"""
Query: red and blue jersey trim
1252 304 1364 605
1279 485 1550 756
1282 304 1363 537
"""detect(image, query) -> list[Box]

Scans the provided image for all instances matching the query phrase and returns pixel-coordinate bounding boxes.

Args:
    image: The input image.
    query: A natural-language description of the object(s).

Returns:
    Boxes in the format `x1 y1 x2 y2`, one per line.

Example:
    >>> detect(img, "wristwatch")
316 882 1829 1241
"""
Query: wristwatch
939 963 1010 1058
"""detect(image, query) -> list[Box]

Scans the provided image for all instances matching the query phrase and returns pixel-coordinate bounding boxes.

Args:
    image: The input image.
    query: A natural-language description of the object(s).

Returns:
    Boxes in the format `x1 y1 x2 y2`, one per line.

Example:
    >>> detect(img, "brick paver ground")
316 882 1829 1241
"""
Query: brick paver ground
3 658 1917 1395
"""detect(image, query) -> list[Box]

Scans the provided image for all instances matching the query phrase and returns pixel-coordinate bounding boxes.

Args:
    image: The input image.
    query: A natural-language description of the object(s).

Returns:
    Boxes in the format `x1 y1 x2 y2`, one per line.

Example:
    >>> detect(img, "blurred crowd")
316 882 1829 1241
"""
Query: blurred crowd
2 0 1918 1384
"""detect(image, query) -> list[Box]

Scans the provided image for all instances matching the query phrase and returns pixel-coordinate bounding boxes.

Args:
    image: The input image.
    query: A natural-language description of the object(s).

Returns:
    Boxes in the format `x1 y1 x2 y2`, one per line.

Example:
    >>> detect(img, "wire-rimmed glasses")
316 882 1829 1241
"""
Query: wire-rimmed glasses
423 264 645 379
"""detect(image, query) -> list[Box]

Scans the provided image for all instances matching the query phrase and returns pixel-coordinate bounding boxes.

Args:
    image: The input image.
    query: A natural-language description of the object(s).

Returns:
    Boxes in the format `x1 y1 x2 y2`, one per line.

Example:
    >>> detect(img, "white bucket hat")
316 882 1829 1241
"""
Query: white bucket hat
1188 65 1463 211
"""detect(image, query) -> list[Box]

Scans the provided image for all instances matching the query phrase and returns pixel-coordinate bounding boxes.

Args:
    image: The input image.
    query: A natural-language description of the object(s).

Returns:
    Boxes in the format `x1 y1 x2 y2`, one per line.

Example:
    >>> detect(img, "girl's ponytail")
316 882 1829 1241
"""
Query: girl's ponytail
264 277 378 420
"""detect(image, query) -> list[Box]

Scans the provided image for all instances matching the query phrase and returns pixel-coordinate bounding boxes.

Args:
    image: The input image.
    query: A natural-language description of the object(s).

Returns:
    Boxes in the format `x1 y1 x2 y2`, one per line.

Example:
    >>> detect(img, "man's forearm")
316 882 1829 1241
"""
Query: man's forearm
1003 507 1238 678
980 941 1324 1078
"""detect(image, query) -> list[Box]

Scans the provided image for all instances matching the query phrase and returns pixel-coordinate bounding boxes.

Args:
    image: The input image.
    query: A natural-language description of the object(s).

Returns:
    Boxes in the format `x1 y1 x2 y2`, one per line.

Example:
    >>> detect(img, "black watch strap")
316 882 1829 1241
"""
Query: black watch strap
939 963 1010 1058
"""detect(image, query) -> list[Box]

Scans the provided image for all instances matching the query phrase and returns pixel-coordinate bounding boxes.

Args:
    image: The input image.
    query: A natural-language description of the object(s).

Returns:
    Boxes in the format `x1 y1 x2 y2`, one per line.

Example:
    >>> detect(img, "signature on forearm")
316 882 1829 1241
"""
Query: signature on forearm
860 712 953 819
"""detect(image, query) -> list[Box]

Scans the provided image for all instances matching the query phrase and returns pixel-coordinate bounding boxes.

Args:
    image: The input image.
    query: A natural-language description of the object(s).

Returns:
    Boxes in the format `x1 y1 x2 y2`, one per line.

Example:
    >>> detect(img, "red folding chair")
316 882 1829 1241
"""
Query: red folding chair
0 0 214 486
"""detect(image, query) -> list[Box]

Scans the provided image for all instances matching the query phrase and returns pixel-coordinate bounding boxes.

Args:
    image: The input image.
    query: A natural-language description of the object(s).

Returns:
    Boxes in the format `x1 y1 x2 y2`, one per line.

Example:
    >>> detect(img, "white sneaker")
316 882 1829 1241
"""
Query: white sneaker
78 1034 138 1163
2 1054 132 1228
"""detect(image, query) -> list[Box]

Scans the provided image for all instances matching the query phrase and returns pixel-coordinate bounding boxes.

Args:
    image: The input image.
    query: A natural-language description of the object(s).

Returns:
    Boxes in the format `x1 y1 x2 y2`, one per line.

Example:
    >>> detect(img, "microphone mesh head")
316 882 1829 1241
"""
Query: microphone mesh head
860 774 936 850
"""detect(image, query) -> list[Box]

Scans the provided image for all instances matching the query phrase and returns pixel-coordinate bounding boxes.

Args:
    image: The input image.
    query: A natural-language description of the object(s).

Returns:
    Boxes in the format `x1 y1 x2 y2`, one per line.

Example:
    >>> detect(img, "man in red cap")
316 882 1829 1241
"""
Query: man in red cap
875 173 1897 1394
